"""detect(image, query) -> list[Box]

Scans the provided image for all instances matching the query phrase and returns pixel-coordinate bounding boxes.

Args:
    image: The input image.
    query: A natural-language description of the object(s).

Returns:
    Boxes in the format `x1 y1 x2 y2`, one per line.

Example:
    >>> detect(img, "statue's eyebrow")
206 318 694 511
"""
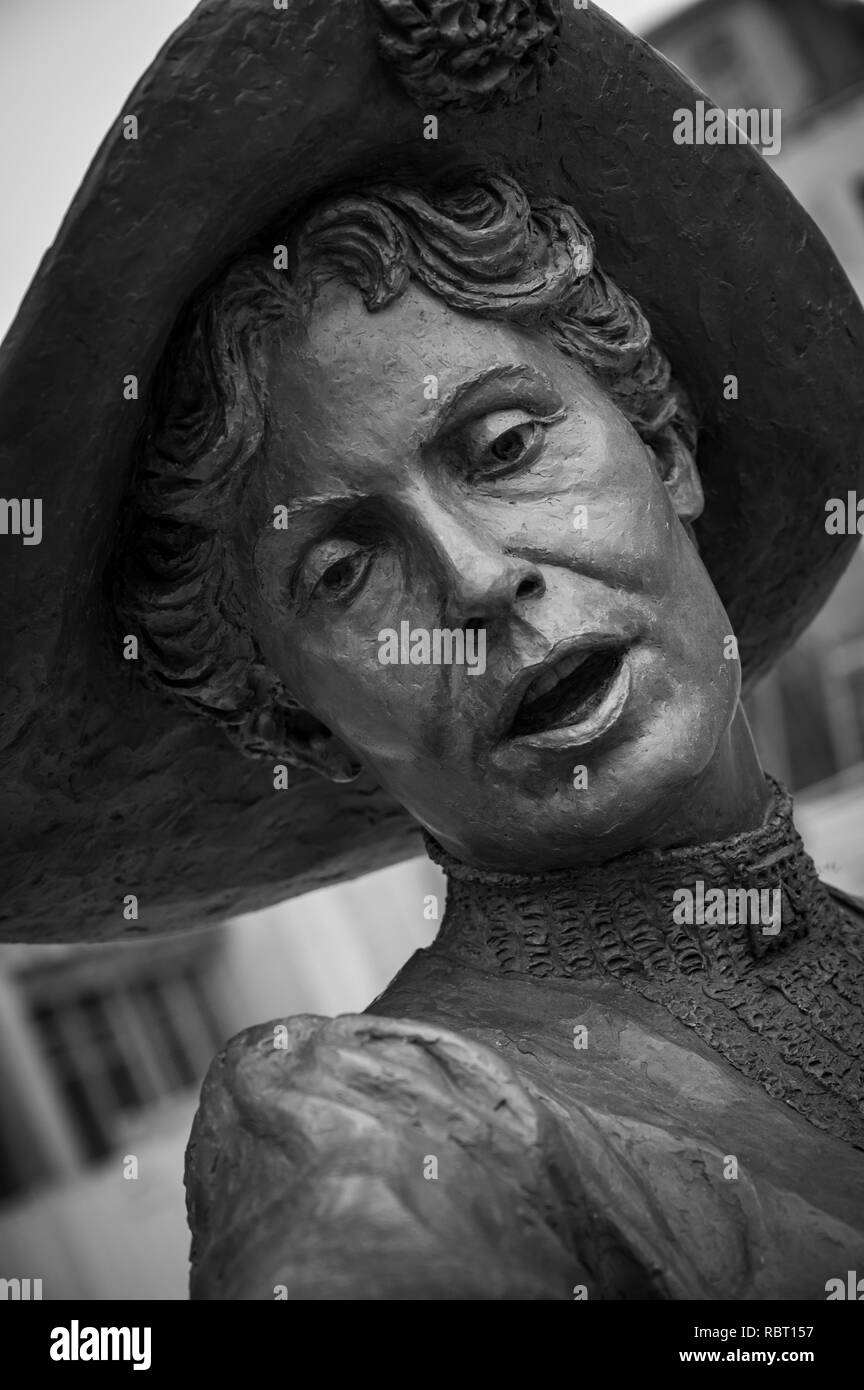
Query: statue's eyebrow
257 491 368 554
275 491 365 521
431 363 563 438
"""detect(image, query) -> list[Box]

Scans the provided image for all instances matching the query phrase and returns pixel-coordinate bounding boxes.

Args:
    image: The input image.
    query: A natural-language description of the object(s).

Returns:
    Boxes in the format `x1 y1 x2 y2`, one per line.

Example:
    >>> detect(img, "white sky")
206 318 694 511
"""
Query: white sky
0 0 689 338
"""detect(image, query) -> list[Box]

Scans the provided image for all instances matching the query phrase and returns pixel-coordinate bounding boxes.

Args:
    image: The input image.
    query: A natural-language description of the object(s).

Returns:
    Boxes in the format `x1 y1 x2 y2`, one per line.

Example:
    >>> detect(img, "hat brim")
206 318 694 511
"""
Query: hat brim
1 0 862 940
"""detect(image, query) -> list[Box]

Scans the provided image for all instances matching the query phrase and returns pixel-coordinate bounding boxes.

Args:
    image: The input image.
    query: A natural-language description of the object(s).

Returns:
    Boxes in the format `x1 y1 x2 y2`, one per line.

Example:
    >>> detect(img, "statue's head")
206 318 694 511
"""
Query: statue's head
118 169 741 871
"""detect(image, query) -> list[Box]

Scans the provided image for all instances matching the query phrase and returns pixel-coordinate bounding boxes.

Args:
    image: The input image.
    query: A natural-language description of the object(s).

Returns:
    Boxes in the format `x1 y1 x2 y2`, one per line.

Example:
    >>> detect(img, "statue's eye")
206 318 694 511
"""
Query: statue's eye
464 410 545 479
304 538 371 604
490 422 539 465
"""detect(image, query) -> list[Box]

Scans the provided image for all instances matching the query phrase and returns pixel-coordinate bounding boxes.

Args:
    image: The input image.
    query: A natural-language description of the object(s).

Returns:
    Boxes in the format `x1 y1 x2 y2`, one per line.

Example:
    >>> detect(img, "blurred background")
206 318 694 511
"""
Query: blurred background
0 0 862 1299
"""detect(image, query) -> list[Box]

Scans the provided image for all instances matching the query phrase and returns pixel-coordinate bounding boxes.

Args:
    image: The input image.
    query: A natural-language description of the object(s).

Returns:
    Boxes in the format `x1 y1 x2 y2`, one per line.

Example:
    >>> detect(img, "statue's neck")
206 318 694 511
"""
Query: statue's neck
423 775 835 982
421 775 864 1149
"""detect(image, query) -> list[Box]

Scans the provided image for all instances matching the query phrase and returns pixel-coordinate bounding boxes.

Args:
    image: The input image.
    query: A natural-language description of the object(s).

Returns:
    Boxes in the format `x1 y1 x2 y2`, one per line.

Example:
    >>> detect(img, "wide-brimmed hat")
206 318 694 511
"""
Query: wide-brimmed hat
1 0 862 941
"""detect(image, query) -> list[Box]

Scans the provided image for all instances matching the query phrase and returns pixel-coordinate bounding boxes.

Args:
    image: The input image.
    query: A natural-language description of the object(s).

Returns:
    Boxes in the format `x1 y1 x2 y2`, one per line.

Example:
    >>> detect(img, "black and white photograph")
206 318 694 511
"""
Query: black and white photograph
1 0 863 1355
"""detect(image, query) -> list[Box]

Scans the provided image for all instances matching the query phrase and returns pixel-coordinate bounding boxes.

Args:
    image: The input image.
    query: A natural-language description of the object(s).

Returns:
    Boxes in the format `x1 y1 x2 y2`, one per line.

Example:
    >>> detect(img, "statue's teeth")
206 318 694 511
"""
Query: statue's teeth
523 652 589 706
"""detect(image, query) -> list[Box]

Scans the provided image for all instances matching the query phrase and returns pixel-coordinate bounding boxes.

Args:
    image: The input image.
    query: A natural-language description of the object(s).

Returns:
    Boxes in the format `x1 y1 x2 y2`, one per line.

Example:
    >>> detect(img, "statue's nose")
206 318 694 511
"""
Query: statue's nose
446 552 545 629
416 499 545 627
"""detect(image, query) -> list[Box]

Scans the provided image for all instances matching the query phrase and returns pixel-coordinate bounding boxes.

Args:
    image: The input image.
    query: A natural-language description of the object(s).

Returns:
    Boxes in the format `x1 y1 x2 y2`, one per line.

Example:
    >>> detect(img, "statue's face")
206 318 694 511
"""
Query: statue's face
247 278 740 869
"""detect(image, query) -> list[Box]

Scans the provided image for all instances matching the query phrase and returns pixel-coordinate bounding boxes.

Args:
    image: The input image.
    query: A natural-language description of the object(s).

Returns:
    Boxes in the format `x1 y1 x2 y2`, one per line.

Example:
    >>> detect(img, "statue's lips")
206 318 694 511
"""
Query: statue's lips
503 639 630 744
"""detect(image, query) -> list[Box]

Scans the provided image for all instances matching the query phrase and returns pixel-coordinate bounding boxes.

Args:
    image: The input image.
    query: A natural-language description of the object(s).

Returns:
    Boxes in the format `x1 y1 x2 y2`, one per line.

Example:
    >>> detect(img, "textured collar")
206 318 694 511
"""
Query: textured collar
423 776 826 978
422 777 864 1147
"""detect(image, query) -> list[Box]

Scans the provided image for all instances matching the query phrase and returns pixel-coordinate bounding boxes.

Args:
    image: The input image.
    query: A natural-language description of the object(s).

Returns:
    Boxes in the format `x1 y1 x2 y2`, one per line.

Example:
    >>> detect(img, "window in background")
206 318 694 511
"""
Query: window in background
7 934 230 1187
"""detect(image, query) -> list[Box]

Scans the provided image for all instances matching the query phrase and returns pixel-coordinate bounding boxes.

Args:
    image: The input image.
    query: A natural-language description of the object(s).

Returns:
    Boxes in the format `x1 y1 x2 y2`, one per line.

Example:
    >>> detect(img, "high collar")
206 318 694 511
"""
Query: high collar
423 776 831 981
421 776 864 1149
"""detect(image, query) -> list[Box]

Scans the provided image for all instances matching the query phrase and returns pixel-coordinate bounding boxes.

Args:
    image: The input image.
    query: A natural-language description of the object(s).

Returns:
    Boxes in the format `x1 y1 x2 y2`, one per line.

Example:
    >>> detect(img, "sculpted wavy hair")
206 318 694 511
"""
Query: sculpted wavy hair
115 169 698 770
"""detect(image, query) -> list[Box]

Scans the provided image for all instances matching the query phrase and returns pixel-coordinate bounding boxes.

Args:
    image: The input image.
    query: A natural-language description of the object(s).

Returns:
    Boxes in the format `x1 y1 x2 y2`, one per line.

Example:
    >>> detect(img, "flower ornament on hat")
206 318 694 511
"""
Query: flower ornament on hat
375 0 562 108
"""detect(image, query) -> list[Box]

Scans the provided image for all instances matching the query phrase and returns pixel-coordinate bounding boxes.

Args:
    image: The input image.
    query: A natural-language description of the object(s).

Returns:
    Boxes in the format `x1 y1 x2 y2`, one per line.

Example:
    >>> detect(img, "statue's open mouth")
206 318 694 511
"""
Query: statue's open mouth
509 644 629 740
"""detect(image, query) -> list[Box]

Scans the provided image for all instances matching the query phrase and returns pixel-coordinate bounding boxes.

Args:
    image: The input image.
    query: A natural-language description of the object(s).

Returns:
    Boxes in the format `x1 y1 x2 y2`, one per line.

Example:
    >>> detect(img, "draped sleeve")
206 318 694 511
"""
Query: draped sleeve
184 1013 588 1300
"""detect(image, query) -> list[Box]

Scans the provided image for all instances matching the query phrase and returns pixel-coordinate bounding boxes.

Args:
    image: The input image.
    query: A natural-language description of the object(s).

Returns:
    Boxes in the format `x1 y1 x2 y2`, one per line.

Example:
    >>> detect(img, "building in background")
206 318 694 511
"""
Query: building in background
647 0 864 892
649 0 864 301
0 860 441 1298
0 931 231 1298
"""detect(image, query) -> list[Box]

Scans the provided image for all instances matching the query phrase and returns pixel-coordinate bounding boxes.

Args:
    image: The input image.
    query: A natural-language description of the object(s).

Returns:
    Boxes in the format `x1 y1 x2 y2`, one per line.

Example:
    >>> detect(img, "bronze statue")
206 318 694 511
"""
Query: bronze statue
1 0 862 1299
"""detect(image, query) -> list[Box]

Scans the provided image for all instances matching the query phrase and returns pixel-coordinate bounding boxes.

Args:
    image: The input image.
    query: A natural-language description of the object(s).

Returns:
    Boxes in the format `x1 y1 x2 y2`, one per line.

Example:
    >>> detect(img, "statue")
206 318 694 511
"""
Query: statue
1 0 862 1300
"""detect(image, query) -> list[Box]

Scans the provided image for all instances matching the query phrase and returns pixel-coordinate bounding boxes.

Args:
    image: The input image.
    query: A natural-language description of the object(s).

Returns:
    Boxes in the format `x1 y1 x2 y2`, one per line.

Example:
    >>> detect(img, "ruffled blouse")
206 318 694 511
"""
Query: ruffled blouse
185 778 864 1299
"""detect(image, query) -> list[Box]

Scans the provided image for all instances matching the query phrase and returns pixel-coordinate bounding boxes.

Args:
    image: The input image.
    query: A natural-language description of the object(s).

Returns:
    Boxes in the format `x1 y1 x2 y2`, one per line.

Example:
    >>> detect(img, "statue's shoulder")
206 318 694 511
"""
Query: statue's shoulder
184 1012 582 1300
187 1011 538 1135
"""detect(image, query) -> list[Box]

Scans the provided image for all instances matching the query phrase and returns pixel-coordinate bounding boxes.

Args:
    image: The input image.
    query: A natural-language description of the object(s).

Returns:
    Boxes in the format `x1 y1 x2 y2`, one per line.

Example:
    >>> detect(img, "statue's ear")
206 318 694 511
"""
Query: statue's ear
227 671 364 783
648 423 704 525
